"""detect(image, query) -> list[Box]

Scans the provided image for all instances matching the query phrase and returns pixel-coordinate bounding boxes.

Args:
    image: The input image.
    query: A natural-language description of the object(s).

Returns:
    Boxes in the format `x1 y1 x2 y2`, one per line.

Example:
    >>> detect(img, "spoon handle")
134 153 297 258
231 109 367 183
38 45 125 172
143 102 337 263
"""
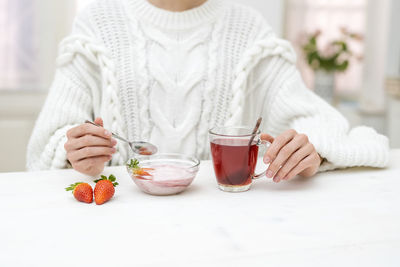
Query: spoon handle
84 120 130 144
110 133 130 144
248 117 262 146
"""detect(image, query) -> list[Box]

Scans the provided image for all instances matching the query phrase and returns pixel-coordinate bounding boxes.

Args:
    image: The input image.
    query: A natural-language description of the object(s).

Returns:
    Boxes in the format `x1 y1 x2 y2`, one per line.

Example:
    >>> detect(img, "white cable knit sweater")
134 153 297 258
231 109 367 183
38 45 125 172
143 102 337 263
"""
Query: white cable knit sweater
27 0 389 171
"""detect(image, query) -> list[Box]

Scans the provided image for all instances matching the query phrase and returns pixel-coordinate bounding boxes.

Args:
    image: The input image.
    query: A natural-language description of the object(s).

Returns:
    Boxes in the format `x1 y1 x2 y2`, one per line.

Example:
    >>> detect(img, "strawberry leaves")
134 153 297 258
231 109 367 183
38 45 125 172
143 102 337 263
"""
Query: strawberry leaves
127 159 140 170
65 182 83 193
127 159 154 178
94 174 119 187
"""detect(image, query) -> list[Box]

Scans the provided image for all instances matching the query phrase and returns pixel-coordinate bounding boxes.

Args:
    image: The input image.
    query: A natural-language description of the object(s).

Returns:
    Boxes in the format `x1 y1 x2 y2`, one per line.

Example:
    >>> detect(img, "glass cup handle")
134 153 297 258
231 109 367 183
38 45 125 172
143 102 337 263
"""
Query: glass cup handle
253 139 271 179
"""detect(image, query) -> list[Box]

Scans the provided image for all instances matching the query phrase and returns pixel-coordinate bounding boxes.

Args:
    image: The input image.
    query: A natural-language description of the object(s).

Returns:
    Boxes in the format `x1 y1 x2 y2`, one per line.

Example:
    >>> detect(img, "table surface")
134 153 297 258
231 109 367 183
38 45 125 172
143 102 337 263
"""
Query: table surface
1 150 400 267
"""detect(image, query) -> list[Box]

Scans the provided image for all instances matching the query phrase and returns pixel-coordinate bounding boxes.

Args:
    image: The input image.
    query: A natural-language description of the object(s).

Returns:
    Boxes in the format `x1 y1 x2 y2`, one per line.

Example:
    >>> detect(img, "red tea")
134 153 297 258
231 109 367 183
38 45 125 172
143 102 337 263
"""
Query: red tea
210 138 258 187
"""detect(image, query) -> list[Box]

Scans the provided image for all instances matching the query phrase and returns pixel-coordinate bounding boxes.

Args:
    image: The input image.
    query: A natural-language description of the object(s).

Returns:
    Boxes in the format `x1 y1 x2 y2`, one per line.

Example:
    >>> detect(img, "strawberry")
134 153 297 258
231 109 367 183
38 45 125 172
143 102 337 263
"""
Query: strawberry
127 159 154 177
65 182 93 203
134 168 152 176
94 174 118 205
139 147 153 155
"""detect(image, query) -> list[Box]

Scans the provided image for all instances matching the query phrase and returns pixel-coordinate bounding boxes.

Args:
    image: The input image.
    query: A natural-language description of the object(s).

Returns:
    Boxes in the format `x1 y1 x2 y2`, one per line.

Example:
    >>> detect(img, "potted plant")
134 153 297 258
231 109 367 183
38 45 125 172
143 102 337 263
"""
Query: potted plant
302 28 363 103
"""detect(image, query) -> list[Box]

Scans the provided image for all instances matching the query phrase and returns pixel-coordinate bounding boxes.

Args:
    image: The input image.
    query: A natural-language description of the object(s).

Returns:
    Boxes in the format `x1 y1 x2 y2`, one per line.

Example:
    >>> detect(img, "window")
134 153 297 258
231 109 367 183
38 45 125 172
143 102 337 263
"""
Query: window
0 0 38 90
0 0 84 91
285 0 367 96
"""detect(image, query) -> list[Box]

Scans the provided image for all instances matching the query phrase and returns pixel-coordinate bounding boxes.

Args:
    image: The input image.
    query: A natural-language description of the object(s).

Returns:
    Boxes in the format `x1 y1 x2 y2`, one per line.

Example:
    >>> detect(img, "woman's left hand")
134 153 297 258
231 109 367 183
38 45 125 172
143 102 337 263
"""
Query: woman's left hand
261 129 322 183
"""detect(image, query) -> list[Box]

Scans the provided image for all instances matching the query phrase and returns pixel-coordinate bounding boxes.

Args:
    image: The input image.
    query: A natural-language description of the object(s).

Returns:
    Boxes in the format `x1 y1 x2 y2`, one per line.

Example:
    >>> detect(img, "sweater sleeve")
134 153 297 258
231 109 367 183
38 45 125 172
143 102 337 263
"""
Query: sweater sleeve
26 14 101 171
240 36 389 171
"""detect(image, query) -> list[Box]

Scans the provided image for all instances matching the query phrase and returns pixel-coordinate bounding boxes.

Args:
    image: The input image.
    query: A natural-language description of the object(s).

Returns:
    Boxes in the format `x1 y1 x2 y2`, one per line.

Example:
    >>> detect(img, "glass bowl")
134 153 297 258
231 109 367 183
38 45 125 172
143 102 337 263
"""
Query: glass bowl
126 153 200 196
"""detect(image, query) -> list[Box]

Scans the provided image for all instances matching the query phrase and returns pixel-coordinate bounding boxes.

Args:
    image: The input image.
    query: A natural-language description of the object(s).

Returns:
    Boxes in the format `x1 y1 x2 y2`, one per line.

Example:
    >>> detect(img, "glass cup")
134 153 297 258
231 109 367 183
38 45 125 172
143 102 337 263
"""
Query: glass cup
209 126 270 192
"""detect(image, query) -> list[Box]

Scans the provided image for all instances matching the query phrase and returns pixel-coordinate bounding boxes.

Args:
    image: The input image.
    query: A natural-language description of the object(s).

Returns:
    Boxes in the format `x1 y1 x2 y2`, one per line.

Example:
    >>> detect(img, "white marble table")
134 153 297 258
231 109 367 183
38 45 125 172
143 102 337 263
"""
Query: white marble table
1 151 400 267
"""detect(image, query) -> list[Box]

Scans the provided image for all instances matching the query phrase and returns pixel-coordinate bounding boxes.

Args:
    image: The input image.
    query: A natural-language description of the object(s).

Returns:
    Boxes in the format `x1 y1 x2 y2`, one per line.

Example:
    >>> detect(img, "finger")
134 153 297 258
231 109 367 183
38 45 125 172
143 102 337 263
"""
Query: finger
73 155 111 176
67 135 117 151
264 129 297 164
78 155 112 165
94 117 104 127
68 146 116 162
67 123 112 139
283 154 315 181
261 133 274 143
267 134 305 180
298 152 321 177
274 143 314 182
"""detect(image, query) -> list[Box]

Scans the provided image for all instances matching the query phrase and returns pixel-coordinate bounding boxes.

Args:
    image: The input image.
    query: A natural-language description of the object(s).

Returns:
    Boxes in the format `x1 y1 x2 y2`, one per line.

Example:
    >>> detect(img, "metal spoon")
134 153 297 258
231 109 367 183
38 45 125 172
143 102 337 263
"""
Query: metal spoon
85 120 158 155
248 117 262 146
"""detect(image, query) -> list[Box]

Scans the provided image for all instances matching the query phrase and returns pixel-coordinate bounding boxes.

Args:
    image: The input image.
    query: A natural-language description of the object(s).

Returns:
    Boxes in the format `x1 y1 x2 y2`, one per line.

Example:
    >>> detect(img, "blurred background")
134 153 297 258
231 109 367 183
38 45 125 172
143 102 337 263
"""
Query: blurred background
0 0 399 172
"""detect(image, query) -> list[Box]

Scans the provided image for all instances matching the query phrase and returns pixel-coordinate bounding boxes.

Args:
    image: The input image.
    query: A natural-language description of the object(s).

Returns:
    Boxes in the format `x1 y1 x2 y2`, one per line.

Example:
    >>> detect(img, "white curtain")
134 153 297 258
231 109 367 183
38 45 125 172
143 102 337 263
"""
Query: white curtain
0 0 76 91
0 0 37 90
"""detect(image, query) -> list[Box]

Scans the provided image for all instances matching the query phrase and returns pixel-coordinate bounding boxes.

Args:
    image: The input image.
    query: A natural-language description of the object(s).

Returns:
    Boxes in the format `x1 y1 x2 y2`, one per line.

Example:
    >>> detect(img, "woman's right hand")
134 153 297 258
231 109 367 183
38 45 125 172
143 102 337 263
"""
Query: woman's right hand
64 117 117 176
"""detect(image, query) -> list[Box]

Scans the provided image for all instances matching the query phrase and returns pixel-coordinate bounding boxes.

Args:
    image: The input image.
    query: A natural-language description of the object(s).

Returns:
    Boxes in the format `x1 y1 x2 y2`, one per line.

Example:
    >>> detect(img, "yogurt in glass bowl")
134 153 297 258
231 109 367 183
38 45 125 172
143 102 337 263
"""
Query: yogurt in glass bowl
126 153 200 196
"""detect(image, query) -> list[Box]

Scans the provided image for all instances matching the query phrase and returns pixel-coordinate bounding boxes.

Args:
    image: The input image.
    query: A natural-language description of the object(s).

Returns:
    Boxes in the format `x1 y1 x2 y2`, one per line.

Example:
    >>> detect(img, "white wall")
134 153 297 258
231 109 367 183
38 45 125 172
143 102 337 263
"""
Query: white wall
35 0 76 89
0 91 47 172
233 0 284 36
360 0 391 113
386 0 400 77
386 0 400 148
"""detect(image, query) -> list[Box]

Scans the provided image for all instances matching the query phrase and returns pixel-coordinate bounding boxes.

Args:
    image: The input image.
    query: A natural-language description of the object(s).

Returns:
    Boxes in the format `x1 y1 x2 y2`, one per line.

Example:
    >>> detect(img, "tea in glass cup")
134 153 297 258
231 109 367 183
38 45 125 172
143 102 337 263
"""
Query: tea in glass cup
209 126 270 192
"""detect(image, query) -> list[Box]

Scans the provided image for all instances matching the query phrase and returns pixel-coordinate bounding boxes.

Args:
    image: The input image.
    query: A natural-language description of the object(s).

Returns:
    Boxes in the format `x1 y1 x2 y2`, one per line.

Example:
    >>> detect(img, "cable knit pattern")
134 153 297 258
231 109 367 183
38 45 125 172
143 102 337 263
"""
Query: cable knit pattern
27 0 389 171
196 16 224 159
226 37 296 125
129 19 152 143
57 35 128 165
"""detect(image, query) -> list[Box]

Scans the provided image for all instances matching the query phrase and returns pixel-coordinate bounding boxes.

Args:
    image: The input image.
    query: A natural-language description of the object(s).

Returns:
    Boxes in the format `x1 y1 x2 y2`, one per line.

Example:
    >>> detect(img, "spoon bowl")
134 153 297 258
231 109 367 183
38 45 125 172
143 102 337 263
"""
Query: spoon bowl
85 120 158 155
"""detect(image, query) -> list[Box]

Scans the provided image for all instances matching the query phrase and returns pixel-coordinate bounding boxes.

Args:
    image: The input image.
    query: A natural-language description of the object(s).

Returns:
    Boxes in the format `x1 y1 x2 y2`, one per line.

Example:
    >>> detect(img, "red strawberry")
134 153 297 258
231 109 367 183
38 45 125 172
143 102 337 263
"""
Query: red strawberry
94 174 118 205
127 159 154 177
134 168 154 176
65 182 93 203
139 147 153 155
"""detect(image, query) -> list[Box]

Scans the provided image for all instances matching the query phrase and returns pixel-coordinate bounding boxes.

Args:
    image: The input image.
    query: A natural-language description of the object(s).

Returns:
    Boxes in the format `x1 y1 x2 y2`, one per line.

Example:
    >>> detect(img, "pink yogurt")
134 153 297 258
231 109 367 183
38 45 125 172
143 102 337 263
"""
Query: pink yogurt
131 164 196 196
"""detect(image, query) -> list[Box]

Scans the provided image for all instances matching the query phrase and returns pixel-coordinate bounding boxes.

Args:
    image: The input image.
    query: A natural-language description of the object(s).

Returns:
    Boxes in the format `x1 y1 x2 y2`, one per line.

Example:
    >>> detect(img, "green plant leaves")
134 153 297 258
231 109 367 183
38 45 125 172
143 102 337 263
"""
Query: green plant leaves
302 31 361 73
